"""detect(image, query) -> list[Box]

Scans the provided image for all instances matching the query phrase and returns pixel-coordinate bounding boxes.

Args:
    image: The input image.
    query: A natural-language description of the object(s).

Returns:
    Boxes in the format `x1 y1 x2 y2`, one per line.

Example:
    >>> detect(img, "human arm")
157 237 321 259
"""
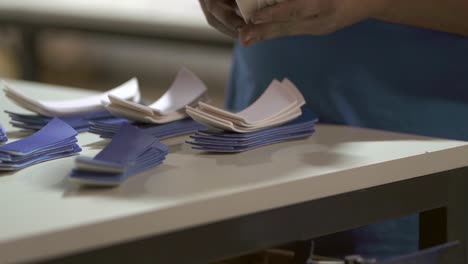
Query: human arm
198 0 246 38
239 0 468 46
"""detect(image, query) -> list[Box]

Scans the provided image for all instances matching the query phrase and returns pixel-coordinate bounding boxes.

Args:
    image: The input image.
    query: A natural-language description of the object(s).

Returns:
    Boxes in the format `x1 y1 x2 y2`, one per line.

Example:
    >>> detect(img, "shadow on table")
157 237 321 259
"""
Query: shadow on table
311 124 440 146
51 124 443 200
57 142 351 201
59 163 178 198
4 130 34 139
82 138 111 149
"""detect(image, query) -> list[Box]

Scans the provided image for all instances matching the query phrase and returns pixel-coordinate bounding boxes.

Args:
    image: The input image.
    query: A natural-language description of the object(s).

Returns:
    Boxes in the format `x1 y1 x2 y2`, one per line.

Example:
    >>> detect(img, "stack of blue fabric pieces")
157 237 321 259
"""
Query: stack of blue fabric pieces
70 124 169 186
186 79 317 152
6 110 119 133
0 118 81 171
0 121 7 143
187 108 318 153
89 118 206 139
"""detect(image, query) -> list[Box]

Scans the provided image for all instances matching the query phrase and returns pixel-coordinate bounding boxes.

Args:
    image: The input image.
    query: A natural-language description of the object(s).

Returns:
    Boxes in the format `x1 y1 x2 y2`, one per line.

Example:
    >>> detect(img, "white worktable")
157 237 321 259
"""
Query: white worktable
1 80 467 263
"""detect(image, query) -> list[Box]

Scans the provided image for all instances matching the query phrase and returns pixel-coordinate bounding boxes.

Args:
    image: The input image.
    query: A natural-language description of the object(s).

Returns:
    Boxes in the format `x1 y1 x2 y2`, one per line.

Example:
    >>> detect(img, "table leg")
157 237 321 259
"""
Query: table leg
292 240 313 264
419 208 447 249
442 170 468 263
279 240 312 264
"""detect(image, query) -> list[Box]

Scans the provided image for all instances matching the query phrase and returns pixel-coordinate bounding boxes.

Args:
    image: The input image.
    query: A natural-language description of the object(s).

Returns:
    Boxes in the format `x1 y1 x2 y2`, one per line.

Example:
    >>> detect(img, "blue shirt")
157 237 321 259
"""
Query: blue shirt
226 19 468 259
227 20 468 140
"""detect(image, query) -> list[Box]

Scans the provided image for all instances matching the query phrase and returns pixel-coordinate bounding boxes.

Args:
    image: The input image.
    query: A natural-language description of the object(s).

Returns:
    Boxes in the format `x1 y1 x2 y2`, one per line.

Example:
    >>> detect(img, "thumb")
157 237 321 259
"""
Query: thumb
252 0 329 24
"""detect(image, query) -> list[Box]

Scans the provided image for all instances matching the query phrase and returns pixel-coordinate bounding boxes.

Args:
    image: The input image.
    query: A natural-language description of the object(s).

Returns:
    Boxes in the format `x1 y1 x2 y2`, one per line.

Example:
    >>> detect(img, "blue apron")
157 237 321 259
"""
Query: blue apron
226 19 468 259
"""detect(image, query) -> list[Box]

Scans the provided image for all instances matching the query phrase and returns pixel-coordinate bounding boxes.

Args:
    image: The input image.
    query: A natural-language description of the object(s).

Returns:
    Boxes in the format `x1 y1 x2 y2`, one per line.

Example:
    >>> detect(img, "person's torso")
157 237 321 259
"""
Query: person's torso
227 19 468 140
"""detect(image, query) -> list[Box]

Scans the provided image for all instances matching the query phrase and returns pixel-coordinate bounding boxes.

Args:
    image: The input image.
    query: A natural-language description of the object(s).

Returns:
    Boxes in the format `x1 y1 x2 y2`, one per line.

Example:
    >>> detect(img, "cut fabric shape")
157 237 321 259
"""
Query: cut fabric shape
2 78 140 117
186 79 305 133
0 121 7 143
89 118 206 139
0 118 81 170
70 124 168 186
187 108 317 153
6 110 119 132
104 68 210 124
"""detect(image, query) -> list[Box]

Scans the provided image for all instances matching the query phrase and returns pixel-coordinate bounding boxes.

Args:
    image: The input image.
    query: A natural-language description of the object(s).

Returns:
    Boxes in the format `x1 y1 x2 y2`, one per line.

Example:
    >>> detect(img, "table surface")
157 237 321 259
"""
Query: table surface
1 80 468 264
0 0 228 42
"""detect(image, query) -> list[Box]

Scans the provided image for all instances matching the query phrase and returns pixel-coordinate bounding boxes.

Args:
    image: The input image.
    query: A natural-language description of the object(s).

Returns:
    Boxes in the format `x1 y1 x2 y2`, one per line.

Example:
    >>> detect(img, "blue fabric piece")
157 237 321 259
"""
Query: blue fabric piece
70 124 169 186
0 139 77 162
195 108 317 138
6 110 118 133
187 108 317 152
0 118 81 171
0 146 81 170
190 130 313 152
94 124 159 164
71 154 166 185
0 121 7 143
194 124 312 142
0 118 77 156
227 20 468 259
89 118 206 139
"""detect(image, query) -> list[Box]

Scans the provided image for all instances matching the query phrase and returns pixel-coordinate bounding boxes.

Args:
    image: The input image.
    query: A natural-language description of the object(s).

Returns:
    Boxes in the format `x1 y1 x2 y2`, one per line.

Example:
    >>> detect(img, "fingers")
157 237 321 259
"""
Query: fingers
207 0 245 30
237 0 387 46
251 0 334 24
199 0 236 37
239 17 336 46
239 0 339 46
200 0 245 38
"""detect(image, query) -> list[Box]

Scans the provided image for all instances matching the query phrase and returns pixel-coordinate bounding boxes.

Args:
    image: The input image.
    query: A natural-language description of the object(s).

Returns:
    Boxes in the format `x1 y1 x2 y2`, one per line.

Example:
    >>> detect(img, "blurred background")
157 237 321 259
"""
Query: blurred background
0 3 305 263
0 0 234 106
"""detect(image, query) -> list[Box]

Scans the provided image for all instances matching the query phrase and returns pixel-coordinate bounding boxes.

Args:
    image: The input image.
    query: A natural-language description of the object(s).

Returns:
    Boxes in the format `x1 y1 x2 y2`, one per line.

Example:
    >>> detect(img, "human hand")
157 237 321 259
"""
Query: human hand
239 0 390 46
199 0 246 38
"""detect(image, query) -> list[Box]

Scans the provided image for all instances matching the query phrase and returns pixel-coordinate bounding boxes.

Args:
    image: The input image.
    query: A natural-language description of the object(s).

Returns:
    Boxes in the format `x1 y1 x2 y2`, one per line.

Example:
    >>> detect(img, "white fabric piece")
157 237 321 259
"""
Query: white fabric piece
105 67 210 124
186 79 305 133
2 78 140 117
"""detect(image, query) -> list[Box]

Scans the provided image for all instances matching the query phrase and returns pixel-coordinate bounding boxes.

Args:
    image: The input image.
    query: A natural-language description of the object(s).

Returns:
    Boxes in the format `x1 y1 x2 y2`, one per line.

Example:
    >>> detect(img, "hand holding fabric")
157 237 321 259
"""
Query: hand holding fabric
199 0 246 38
240 0 390 46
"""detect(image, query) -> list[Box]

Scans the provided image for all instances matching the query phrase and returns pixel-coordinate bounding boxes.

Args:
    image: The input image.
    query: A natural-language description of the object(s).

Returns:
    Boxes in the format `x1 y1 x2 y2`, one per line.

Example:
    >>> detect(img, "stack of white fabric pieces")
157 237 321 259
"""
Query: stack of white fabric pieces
2 79 140 131
0 118 81 171
0 121 7 143
104 68 210 124
187 79 305 133
69 124 168 186
186 79 318 152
